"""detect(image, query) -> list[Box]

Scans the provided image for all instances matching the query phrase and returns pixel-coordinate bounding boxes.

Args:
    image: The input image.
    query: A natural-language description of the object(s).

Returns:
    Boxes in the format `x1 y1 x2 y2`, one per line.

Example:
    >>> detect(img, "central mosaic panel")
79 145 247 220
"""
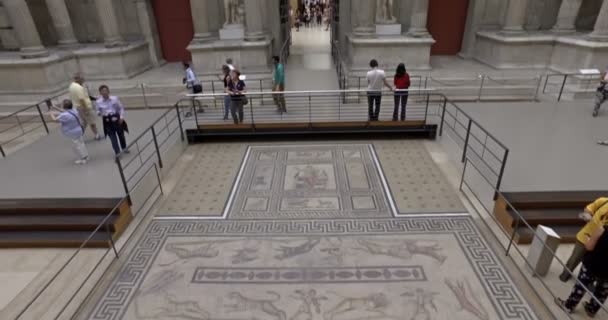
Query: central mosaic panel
228 145 393 219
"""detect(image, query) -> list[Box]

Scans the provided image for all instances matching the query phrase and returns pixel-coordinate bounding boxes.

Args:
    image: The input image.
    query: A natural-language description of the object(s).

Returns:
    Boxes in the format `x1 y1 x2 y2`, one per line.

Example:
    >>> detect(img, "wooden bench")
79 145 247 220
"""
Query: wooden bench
0 197 132 248
494 191 607 244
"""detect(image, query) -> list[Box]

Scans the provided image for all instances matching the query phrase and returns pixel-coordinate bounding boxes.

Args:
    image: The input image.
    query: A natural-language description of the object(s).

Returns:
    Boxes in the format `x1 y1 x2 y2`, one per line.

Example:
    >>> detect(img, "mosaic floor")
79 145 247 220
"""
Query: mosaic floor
82 218 538 320
159 142 465 217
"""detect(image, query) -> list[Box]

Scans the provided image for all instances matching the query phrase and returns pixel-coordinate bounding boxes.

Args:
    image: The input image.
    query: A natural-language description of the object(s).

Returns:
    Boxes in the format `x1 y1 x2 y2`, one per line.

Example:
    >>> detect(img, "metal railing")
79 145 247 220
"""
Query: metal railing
0 95 65 158
188 88 437 127
543 72 600 101
13 160 164 320
115 103 188 195
342 73 542 102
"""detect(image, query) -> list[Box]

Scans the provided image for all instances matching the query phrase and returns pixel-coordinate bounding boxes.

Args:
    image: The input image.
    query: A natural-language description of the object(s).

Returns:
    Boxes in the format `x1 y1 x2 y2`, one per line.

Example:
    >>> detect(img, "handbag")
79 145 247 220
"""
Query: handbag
192 84 203 94
242 95 248 105
67 110 84 132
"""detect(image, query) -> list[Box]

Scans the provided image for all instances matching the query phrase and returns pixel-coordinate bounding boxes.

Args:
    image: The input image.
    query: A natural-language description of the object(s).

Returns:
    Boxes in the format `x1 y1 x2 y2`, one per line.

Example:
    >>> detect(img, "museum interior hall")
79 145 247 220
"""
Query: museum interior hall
0 1 607 320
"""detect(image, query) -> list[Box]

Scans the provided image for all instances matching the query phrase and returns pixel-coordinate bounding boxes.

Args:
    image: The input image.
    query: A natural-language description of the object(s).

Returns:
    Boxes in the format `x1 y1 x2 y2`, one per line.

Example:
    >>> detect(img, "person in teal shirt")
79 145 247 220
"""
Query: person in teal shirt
273 56 287 113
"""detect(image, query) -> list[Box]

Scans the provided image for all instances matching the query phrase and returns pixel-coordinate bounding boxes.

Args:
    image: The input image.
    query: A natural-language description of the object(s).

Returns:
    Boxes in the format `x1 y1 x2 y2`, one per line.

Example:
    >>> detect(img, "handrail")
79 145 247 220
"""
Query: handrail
187 87 436 98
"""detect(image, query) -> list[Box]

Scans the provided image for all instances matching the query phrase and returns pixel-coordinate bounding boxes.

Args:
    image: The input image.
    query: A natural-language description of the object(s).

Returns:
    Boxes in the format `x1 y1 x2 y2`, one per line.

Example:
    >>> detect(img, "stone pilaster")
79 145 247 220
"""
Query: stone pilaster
245 0 266 41
3 0 48 58
94 0 124 47
501 0 529 35
190 0 213 41
408 0 430 37
351 0 375 37
589 0 608 41
45 0 78 46
552 0 583 33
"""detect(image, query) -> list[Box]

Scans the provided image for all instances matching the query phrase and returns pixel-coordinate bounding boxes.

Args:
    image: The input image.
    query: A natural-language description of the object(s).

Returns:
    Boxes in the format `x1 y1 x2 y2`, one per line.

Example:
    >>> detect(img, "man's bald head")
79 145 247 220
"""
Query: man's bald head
73 73 84 84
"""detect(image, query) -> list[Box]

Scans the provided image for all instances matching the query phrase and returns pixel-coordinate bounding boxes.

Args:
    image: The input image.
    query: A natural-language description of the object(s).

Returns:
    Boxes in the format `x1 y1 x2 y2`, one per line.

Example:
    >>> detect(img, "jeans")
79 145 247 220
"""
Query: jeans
223 95 231 119
70 136 88 160
594 90 607 115
562 240 586 278
564 264 608 315
230 98 245 124
393 92 409 121
273 84 287 112
107 123 127 155
367 92 382 121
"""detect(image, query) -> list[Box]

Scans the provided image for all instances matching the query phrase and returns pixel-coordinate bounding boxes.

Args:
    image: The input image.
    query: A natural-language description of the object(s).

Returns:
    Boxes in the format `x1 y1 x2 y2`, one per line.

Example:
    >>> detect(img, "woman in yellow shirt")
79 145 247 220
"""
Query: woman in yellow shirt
560 197 608 282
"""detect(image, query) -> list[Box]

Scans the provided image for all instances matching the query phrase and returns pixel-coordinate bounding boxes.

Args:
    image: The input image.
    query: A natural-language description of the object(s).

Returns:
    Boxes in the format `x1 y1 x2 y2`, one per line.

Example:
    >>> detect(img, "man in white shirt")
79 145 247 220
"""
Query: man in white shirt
95 85 129 156
68 73 102 140
593 69 608 117
366 59 393 121
226 58 235 71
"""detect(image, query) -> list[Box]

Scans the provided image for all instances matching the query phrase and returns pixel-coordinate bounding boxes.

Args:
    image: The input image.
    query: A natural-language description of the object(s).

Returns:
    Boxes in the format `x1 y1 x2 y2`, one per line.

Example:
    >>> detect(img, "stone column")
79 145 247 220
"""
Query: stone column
551 0 583 33
352 0 375 37
408 0 430 37
190 0 213 41
45 0 78 46
245 0 265 40
501 0 529 34
589 0 608 41
94 0 124 47
136 0 163 66
3 0 48 58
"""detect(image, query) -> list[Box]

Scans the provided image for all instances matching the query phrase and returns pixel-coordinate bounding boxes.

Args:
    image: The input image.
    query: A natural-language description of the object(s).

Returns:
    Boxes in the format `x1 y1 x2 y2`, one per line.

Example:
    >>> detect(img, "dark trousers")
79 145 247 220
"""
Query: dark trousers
562 240 586 278
393 93 409 121
565 264 608 315
230 98 245 124
367 92 382 121
107 121 127 155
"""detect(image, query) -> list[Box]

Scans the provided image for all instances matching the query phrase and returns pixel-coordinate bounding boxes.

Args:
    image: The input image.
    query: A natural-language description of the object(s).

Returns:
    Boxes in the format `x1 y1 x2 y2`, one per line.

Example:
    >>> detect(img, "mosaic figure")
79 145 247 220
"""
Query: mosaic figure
445 279 490 320
290 289 327 320
275 238 321 260
401 288 438 320
355 239 447 264
324 292 390 320
294 165 329 189
225 291 286 320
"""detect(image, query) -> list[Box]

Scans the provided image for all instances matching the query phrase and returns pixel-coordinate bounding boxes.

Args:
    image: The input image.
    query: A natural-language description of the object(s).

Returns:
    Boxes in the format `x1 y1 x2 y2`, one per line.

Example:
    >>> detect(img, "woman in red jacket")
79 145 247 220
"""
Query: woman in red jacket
393 63 410 121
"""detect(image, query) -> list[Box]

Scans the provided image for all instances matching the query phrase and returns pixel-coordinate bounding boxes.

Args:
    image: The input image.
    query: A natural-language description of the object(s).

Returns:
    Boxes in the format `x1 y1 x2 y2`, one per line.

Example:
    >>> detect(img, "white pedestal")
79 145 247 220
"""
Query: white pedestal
219 25 245 40
527 225 561 277
376 24 402 36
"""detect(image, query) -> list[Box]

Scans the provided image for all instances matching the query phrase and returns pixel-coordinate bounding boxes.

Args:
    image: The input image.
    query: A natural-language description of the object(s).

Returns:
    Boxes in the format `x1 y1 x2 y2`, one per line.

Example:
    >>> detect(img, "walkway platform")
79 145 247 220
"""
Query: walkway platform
0 109 166 200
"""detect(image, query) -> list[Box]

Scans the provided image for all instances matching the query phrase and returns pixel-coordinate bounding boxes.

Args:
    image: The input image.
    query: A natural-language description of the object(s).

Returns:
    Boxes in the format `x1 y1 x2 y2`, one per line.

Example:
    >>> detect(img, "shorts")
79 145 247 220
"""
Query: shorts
77 107 96 127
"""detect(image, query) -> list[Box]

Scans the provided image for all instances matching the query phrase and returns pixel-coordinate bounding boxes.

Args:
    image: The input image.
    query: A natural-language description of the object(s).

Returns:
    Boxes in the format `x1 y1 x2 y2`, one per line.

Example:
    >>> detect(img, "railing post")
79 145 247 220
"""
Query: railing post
439 97 447 136
506 216 520 256
495 149 510 195
558 74 568 102
249 97 255 130
259 79 264 104
140 83 149 109
0 145 5 158
175 104 184 141
115 157 129 196
477 75 485 102
338 91 341 121
542 74 550 94
461 119 472 163
36 103 49 134
424 92 430 121
151 126 164 169
211 81 217 109
308 95 312 125
193 100 199 128
105 221 119 258
534 76 542 101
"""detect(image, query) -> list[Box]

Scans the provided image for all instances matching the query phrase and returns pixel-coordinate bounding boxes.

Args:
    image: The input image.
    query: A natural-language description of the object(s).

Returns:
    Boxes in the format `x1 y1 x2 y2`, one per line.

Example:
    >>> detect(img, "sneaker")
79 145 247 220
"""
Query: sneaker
593 110 599 117
554 297 573 314
75 159 87 165
559 271 572 282
94 134 103 140
583 302 597 318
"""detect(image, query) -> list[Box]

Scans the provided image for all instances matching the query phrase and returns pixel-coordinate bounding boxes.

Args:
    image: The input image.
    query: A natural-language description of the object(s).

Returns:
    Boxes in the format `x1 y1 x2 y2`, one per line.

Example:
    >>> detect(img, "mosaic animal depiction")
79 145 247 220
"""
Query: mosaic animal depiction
354 239 447 264
323 292 391 320
224 291 287 320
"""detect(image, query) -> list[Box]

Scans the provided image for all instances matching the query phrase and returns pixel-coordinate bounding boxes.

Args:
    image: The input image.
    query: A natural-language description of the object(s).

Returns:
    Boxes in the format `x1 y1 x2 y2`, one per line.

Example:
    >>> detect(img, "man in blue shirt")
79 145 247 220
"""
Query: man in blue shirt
273 56 287 113
50 99 89 165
